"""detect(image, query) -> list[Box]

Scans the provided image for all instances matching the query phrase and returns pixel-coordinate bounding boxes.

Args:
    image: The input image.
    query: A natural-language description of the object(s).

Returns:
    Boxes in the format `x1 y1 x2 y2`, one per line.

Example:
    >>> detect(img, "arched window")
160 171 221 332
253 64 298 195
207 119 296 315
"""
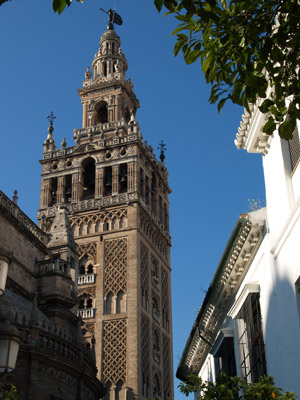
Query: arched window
81 158 95 200
153 374 161 399
79 299 85 309
49 177 57 206
104 166 112 196
86 298 93 309
106 292 114 314
94 101 108 124
151 173 157 214
87 264 93 274
79 265 85 275
119 163 127 193
124 107 130 123
119 215 125 229
153 330 160 363
116 291 125 313
115 380 122 400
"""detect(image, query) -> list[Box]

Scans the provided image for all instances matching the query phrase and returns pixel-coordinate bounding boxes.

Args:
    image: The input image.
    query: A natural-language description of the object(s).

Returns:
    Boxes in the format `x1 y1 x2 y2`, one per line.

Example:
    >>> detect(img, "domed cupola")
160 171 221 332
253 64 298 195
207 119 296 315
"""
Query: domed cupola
91 28 128 83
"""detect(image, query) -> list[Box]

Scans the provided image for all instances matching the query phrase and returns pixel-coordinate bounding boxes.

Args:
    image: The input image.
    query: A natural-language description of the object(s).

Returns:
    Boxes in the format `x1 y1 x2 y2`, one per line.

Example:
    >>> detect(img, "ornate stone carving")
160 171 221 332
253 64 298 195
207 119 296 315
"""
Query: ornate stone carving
141 313 150 386
104 238 127 296
70 208 127 236
78 287 96 298
103 319 127 384
141 242 149 310
162 334 171 399
140 210 168 261
78 242 97 262
161 268 169 332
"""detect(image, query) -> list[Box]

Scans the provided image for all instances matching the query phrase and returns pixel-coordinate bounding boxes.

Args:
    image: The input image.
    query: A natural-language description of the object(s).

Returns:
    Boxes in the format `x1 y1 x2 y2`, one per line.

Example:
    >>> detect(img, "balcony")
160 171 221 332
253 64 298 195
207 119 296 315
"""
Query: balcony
77 308 95 319
78 273 95 285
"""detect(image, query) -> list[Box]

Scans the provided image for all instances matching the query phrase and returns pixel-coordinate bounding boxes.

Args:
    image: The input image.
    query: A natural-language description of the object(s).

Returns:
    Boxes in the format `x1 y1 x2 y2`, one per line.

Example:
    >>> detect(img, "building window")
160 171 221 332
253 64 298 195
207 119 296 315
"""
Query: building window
81 158 95 200
236 292 266 382
288 124 300 174
214 337 237 378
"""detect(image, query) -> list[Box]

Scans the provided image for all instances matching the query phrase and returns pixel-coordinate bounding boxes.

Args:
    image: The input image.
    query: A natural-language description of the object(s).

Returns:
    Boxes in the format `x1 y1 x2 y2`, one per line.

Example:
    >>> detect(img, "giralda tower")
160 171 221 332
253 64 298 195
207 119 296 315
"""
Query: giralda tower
38 13 173 400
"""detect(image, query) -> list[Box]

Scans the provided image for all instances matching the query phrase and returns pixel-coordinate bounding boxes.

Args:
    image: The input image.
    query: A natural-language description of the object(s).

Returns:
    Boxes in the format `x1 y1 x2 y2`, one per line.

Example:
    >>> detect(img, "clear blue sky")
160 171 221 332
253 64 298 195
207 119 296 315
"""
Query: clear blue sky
0 0 265 398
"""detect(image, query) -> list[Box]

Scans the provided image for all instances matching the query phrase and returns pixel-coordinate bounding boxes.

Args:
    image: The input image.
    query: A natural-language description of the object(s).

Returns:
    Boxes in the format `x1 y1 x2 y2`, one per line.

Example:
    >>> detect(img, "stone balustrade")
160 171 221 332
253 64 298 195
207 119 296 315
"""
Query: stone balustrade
78 274 95 285
38 258 71 277
77 308 95 319
17 324 96 371
0 190 48 245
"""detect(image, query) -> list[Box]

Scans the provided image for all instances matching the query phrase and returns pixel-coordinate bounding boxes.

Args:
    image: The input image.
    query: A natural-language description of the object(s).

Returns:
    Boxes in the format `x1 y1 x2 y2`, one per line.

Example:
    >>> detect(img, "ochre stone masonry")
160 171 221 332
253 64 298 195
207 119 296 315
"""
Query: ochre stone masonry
38 24 173 400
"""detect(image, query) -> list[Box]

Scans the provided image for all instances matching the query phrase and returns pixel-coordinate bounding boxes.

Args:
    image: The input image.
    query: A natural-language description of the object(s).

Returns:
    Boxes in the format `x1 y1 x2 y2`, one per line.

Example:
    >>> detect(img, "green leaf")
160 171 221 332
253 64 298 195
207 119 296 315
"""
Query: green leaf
53 0 66 13
171 25 187 36
217 98 227 113
202 56 213 74
259 99 275 114
154 0 163 12
263 116 276 136
278 119 296 140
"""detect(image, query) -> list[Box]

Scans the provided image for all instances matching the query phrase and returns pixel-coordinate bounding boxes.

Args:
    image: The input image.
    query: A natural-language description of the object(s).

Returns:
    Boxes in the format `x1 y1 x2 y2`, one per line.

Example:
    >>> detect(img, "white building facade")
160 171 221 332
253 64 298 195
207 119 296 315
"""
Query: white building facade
176 101 300 396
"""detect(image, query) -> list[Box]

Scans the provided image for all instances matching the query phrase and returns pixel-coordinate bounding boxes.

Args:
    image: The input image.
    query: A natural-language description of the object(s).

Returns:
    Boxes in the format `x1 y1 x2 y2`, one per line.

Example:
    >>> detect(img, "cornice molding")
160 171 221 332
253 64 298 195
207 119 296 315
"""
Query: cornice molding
177 211 265 381
235 98 273 155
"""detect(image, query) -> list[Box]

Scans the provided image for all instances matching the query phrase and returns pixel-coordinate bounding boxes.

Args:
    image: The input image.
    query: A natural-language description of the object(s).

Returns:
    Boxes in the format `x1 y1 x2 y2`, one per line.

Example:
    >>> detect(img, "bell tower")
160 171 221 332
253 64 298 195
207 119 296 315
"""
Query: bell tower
38 15 173 400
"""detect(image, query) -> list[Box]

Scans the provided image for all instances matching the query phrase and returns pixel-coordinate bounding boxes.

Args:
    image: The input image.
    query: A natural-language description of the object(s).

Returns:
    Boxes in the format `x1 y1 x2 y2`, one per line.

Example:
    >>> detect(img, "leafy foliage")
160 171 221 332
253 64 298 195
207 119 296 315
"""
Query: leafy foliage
0 385 19 400
52 0 83 14
179 374 297 399
155 0 300 139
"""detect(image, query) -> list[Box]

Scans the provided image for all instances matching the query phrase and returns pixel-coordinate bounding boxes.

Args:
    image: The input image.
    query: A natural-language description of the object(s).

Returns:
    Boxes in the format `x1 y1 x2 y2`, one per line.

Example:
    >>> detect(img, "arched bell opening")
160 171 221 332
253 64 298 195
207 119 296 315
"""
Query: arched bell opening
119 163 127 193
104 166 112 196
124 107 130 123
49 177 57 206
81 157 95 200
93 100 108 125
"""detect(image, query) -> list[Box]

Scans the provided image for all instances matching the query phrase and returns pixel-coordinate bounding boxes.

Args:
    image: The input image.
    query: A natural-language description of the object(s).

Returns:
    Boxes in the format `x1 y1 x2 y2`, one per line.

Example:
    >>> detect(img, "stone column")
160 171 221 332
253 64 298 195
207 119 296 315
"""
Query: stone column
111 385 116 400
127 162 137 193
41 179 51 208
72 172 82 203
112 166 119 195
82 103 88 128
57 176 65 204
95 168 104 198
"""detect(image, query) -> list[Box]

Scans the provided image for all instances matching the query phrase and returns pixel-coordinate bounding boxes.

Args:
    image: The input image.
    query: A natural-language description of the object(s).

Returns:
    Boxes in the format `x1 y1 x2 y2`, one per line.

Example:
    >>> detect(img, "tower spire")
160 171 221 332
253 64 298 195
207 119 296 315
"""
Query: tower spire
43 111 56 153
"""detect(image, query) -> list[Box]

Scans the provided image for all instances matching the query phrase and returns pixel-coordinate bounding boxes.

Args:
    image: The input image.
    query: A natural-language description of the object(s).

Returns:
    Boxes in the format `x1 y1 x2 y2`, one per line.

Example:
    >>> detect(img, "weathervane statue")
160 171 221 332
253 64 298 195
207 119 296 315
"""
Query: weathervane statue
100 8 123 30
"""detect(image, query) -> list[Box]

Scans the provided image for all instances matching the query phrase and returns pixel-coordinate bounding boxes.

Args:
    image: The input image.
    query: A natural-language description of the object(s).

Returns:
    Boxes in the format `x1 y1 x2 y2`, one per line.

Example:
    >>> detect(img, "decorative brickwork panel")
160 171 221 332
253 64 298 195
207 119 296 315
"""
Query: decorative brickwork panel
70 208 127 236
104 238 127 296
141 242 149 310
151 256 160 289
78 242 97 263
103 319 127 384
161 268 170 332
140 210 168 261
162 334 171 399
141 313 150 383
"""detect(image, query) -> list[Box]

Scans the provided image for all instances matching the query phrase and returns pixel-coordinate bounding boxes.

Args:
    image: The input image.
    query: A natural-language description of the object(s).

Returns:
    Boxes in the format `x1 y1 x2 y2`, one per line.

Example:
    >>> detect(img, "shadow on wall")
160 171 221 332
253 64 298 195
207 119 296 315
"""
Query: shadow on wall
264 273 300 396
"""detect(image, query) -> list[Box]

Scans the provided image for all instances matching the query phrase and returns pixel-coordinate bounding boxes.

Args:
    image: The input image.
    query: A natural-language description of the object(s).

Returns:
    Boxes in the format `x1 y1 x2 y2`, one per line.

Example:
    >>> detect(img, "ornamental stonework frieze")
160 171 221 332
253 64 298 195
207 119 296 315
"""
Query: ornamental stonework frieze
78 287 96 298
78 242 97 262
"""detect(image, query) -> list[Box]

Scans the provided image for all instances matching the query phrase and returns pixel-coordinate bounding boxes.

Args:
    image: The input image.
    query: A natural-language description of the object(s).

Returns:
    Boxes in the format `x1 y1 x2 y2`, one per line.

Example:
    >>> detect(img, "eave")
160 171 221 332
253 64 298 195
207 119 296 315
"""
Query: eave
176 209 266 381
235 98 273 155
